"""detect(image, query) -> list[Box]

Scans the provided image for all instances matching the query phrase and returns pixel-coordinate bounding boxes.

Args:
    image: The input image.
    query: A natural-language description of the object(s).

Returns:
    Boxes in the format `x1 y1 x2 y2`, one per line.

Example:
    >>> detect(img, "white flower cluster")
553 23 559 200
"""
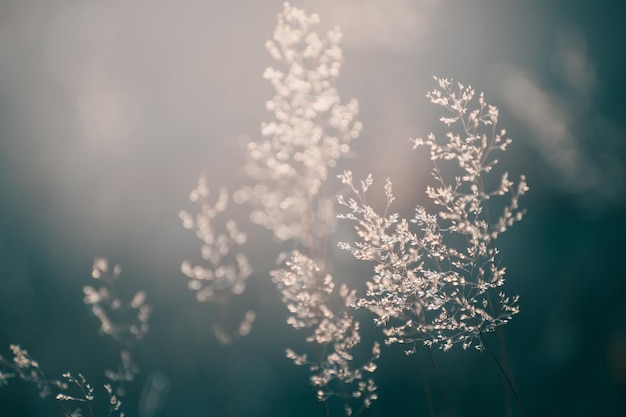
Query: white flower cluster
338 78 528 352
84 258 151 345
1 258 146 415
179 175 255 345
179 176 252 302
272 252 379 416
0 345 50 398
242 4 379 414
0 346 124 417
84 258 151 391
238 2 362 248
55 372 94 404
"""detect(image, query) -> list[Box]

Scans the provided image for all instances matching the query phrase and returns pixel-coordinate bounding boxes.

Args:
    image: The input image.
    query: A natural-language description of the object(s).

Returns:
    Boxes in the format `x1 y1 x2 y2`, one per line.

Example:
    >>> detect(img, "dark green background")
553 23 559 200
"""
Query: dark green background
1 0 624 416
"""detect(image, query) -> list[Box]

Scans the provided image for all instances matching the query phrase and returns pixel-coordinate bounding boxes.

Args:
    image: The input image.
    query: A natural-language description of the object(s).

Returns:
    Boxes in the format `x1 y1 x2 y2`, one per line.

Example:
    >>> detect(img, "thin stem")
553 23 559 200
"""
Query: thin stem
483 291 513 417
76 382 95 417
497 327 513 417
479 331 529 417
426 347 453 417
417 347 436 417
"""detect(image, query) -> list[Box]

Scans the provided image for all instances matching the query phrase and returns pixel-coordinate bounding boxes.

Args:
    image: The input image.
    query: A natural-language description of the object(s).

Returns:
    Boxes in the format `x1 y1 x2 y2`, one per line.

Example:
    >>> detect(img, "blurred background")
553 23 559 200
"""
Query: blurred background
0 0 625 416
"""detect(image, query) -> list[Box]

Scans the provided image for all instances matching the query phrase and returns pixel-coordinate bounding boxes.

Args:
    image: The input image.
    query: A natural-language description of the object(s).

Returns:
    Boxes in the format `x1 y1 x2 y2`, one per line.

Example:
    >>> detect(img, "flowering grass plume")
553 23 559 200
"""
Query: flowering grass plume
179 176 255 344
237 1 362 249
239 3 378 414
0 258 146 415
0 345 124 417
272 252 379 416
84 257 151 392
0 344 54 399
338 78 528 352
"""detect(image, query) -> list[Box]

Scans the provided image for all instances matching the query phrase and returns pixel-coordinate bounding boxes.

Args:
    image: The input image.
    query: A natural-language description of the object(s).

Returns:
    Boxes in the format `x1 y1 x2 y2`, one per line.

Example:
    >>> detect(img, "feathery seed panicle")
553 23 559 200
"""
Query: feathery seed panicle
238 2 362 248
339 78 528 352
179 176 252 302
84 258 150 392
250 4 378 414
0 345 50 398
179 175 255 344
0 346 126 417
272 252 380 416
85 258 151 345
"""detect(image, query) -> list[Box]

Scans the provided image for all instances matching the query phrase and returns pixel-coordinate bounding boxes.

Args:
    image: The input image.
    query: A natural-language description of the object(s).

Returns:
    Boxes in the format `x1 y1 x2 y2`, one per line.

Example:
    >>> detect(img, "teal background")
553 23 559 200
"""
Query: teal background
1 0 625 416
